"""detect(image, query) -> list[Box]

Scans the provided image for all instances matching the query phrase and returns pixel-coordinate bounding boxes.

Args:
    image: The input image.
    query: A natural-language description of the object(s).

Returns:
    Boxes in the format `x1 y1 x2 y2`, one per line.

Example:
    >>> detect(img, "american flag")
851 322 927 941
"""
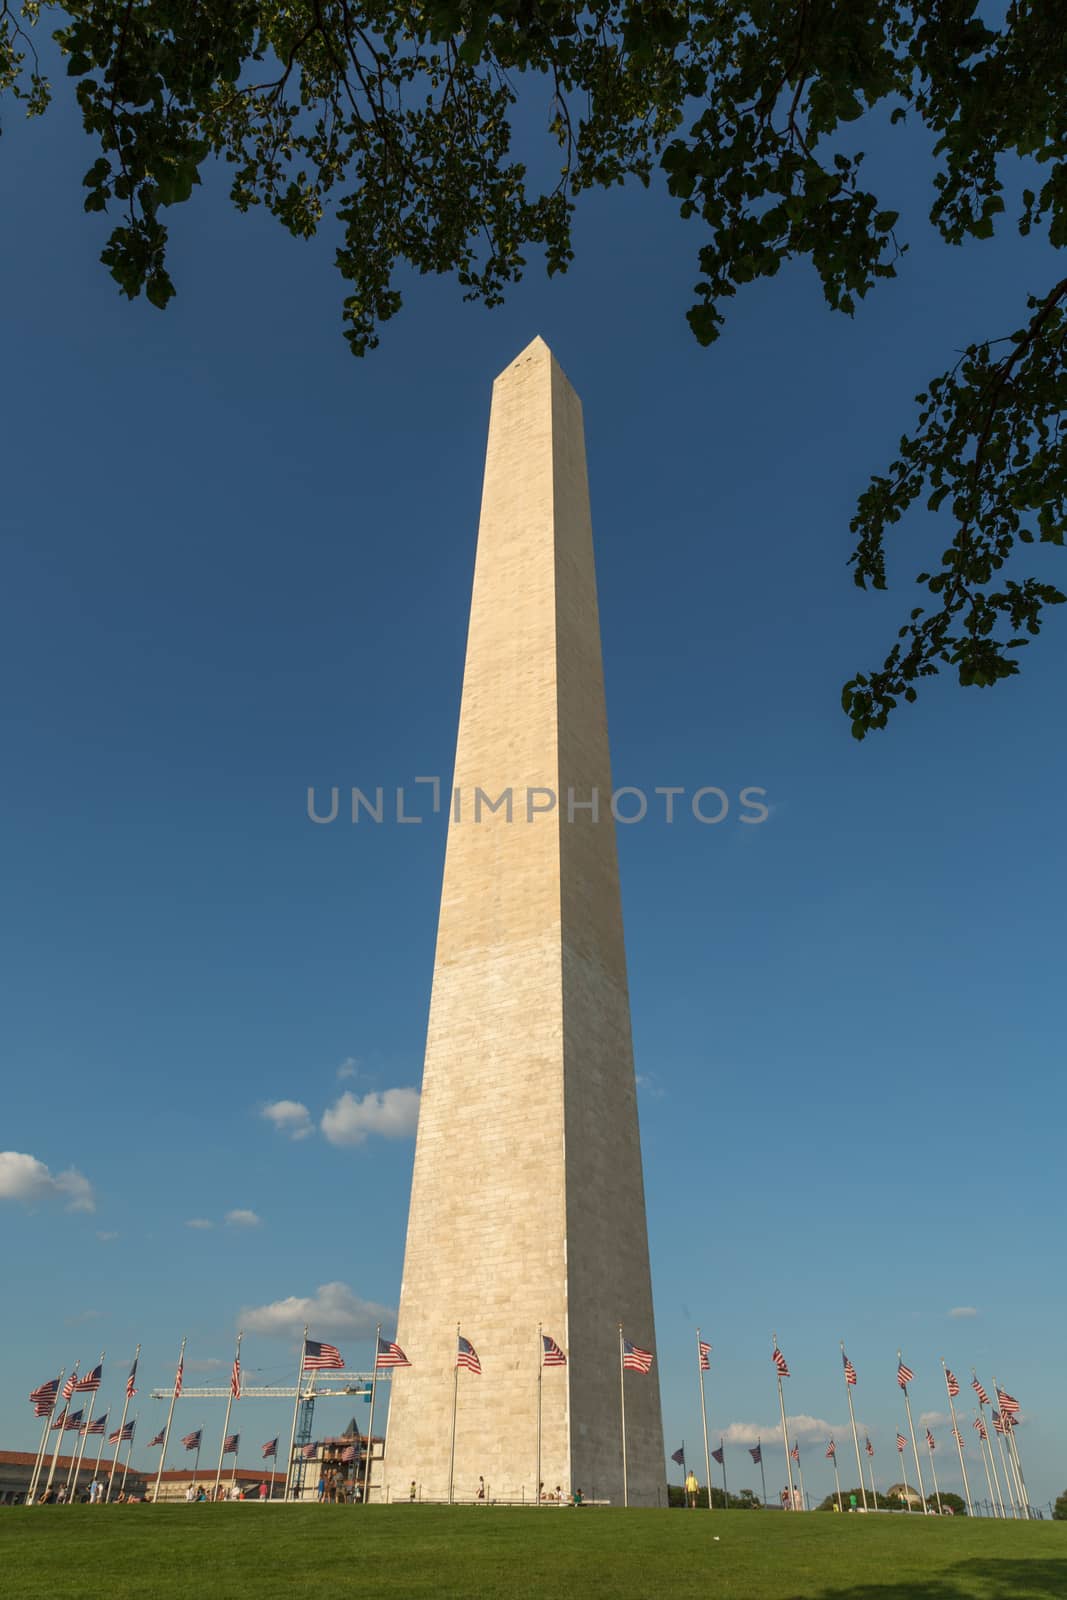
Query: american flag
262 1438 278 1460
50 1408 68 1431
972 1376 989 1405
897 1360 913 1390
1003 1411 1018 1430
542 1334 567 1367
826 1439 836 1459
300 1442 318 1459
82 1414 107 1436
926 1429 936 1451
896 1433 907 1452
174 1356 184 1398
842 1351 857 1386
64 1409 85 1431
76 1364 102 1393
992 1411 1005 1435
62 1371 79 1401
376 1338 411 1370
772 1347 790 1377
303 1339 344 1371
223 1433 239 1455
712 1445 724 1465
749 1444 762 1464
865 1436 874 1458
182 1429 202 1451
457 1336 482 1374
973 1417 988 1440
126 1356 138 1400
29 1377 60 1414
699 1340 711 1372
997 1387 1020 1416
952 1425 964 1447
149 1429 166 1447
622 1339 653 1374
341 1445 356 1463
945 1368 960 1397
790 1441 799 1462
231 1356 241 1399
109 1422 135 1444
670 1447 685 1466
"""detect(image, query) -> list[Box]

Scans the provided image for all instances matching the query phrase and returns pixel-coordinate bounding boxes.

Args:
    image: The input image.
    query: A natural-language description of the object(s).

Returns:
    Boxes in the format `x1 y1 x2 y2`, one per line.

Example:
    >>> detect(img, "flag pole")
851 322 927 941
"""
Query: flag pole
1007 1426 1029 1518
990 1412 1017 1518
898 1352 928 1514
619 1324 628 1509
154 1336 186 1504
865 1442 877 1509
993 1381 1028 1518
991 1400 1024 1517
841 1344 867 1512
69 1349 105 1501
284 1326 308 1503
941 1361 973 1517
831 1447 842 1513
773 1335 792 1510
926 1431 943 1514
92 1415 110 1492
977 1400 1007 1517
448 1323 460 1506
696 1329 712 1513
535 1323 542 1510
43 1362 78 1500
194 1426 203 1485
719 1436 728 1507
28 1369 64 1504
364 1323 381 1505
107 1346 139 1504
794 1442 806 1512
214 1330 242 1503
121 1418 136 1494
998 1389 1029 1519
979 1420 1004 1516
756 1438 768 1507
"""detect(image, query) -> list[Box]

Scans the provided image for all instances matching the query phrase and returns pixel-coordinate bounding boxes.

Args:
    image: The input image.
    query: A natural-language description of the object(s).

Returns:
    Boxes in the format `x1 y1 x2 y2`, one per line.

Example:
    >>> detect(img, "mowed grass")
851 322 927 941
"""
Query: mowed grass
2 1506 1065 1600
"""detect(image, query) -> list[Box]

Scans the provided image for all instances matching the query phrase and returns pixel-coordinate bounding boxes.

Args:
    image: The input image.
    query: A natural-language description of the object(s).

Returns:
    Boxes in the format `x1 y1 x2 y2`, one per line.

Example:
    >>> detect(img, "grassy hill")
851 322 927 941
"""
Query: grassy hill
3 1505 1064 1599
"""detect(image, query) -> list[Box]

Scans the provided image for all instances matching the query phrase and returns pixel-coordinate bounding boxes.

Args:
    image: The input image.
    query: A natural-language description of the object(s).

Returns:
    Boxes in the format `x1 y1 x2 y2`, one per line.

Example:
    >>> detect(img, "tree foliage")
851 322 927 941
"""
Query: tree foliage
1054 1489 1067 1520
3 1 1065 734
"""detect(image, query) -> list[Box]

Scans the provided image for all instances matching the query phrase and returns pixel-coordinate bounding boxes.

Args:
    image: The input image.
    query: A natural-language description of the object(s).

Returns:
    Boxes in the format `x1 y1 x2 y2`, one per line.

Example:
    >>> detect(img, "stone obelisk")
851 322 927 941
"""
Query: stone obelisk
384 337 664 1505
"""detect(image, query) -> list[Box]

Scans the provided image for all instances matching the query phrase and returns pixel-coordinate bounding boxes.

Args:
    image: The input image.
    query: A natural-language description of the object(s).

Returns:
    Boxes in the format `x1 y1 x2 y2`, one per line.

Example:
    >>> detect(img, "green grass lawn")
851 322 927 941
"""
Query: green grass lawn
2 1506 1064 1600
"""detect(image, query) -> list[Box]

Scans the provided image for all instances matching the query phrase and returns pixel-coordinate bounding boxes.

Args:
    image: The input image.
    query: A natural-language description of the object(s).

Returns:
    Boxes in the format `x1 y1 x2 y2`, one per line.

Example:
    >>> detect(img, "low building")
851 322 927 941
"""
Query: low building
0 1449 146 1504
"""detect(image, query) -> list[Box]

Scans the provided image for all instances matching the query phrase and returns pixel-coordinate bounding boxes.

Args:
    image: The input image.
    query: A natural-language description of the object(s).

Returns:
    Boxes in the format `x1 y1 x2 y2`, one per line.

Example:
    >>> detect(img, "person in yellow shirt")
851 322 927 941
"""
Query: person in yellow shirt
684 1469 699 1508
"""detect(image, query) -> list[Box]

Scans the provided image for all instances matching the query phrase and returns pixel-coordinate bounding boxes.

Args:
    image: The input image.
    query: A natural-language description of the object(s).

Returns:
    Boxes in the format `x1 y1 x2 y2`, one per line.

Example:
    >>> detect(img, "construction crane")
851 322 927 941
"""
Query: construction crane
148 1372 384 1496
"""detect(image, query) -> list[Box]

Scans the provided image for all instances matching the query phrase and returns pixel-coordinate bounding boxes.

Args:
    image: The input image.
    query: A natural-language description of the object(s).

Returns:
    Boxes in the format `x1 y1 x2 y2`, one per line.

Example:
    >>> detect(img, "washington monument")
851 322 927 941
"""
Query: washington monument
385 337 664 1505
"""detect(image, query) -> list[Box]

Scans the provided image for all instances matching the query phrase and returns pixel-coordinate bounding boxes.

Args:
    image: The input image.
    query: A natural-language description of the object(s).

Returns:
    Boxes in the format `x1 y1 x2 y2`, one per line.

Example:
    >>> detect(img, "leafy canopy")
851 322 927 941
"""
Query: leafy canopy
3 1 1065 736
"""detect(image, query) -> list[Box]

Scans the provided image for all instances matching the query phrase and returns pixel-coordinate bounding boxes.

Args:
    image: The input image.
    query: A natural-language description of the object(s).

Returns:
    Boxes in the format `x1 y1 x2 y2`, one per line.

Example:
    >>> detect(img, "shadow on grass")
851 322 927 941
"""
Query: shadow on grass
807 1557 1067 1600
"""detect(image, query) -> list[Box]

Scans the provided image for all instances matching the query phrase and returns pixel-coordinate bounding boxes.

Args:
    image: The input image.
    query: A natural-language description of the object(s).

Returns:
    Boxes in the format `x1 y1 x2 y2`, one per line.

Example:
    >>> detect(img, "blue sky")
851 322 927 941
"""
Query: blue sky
1 61 1064 1511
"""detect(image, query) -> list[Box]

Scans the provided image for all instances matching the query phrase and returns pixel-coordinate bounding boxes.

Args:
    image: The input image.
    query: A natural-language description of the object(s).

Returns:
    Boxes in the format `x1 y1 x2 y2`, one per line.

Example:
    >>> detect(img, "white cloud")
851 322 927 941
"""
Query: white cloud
336 1058 359 1080
226 1208 262 1227
187 1358 225 1373
240 1280 393 1340
949 1306 978 1318
720 1416 851 1446
321 1087 420 1147
0 1151 95 1212
185 1217 214 1230
96 1231 119 1242
261 1099 314 1140
920 1411 949 1428
63 1308 101 1326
